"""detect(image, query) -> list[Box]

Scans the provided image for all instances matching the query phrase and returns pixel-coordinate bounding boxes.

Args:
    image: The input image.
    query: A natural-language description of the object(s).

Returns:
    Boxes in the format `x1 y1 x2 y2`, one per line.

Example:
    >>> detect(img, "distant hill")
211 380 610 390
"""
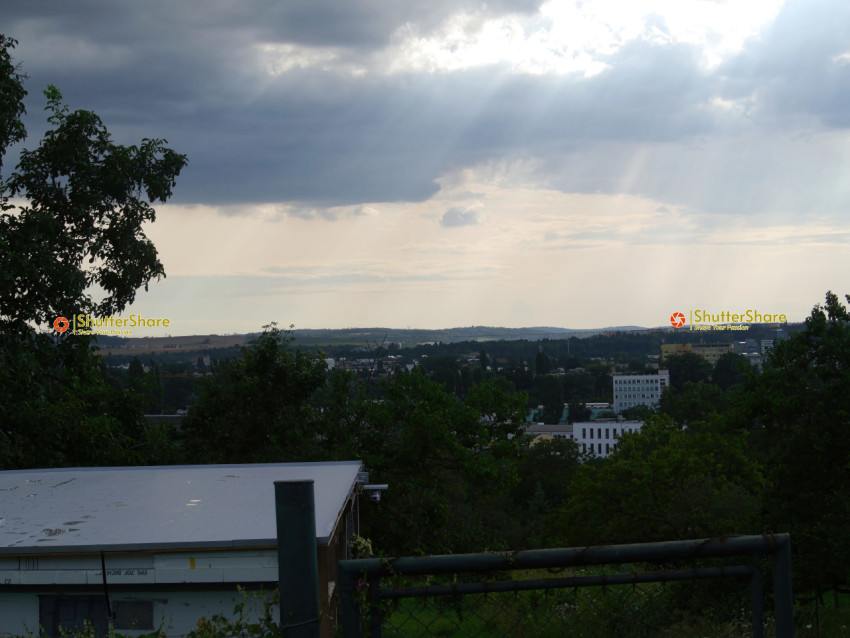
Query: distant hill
94 325 668 354
94 333 252 356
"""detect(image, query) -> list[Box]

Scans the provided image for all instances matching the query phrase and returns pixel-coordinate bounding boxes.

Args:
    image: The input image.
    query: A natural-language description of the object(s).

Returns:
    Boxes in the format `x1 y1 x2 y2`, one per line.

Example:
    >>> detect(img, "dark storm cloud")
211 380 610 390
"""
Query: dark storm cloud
169 53 715 207
3 0 544 52
2 0 542 206
4 0 850 214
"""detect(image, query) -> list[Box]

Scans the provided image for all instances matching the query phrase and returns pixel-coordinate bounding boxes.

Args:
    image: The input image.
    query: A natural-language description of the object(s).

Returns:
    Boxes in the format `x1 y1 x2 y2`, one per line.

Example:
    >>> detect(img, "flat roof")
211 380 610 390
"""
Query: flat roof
524 424 574 433
0 461 362 554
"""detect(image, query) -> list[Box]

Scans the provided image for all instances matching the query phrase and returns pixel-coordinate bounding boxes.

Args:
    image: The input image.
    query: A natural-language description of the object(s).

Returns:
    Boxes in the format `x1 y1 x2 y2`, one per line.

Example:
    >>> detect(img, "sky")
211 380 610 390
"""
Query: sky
5 0 850 336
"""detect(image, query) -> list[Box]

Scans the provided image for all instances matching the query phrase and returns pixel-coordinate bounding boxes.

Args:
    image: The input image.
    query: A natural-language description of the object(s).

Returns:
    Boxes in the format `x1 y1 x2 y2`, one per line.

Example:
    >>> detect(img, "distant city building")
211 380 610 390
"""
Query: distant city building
613 370 669 413
660 343 733 365
733 339 760 355
527 402 616 425
573 420 643 458
523 423 574 445
586 402 615 420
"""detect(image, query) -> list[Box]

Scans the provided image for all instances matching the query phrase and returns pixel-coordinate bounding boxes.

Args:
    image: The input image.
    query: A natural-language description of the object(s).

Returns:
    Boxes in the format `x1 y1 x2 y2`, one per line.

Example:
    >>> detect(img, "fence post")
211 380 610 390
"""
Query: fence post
337 566 361 638
276 480 321 638
750 554 764 638
772 534 794 638
368 575 383 638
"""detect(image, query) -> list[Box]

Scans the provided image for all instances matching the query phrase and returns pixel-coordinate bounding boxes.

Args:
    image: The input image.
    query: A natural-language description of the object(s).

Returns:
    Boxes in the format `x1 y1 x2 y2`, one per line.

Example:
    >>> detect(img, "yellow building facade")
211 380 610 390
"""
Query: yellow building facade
661 343 733 365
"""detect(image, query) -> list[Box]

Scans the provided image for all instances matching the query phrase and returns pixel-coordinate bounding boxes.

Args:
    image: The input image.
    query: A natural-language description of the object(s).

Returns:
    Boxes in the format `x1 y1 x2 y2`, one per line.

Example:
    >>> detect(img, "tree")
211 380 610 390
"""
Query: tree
419 354 463 396
356 371 527 555
128 357 146 390
513 437 582 544
555 416 763 547
2 84 186 334
712 351 750 391
586 363 613 401
535 374 564 423
0 36 187 469
620 403 654 421
535 348 551 375
479 348 490 370
744 291 850 592
658 381 727 425
181 324 328 463
567 402 592 424
0 36 26 174
513 439 581 510
563 370 595 402
627 358 650 373
664 353 713 393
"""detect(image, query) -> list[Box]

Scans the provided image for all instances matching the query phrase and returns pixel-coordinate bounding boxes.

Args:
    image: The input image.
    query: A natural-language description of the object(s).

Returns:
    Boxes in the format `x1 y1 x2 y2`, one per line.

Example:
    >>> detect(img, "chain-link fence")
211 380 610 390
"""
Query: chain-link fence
375 571 758 638
338 535 794 638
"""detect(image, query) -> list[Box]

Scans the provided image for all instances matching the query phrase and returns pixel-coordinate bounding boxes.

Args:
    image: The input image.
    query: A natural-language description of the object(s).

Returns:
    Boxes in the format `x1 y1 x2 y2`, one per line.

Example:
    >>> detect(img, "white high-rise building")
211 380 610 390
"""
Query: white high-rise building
613 370 669 413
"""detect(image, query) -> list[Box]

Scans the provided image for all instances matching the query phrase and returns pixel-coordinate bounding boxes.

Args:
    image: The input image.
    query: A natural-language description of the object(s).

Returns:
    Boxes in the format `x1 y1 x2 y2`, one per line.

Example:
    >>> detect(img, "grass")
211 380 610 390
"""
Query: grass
795 591 850 637
372 567 760 638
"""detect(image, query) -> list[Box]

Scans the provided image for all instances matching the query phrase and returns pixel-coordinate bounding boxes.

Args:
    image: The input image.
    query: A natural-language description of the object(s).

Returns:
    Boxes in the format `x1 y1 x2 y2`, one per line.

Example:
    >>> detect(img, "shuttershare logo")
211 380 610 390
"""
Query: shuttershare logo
52 313 171 336
53 316 70 333
667 308 788 332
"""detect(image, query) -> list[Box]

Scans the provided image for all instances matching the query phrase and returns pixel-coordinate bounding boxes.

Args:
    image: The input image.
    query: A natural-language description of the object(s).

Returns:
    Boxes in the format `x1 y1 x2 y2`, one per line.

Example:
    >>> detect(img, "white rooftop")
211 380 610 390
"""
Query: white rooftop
0 461 362 554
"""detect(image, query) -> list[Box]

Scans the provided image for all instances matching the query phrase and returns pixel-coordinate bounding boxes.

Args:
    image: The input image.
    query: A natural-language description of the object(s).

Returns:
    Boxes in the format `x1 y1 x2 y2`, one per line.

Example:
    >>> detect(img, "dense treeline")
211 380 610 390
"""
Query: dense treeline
99 319 800 414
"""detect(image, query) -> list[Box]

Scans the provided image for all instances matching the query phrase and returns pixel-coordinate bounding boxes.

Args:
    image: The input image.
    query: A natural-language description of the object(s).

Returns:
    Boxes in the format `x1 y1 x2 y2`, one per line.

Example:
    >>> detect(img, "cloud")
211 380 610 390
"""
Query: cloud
4 0 850 220
715 0 850 128
440 207 482 227
0 1 720 210
350 205 379 217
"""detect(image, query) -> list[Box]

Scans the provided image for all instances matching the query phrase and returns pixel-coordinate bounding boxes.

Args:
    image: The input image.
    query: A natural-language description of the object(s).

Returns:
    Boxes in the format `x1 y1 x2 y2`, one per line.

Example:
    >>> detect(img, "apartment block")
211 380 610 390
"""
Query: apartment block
613 370 669 413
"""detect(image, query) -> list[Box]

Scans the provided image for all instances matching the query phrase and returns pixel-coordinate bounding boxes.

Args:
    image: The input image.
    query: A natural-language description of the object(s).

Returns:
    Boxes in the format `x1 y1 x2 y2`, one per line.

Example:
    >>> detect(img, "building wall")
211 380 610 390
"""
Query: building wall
0 593 37 637
0 550 279 637
572 421 643 458
0 550 278 588
660 343 733 365
0 589 276 638
523 425 573 440
612 371 669 413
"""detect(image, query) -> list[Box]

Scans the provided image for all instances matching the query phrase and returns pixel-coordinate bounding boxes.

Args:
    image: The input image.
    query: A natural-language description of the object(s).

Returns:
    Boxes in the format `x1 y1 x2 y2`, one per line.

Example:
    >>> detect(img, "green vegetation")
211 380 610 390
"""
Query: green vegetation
0 35 187 470
375 566 765 638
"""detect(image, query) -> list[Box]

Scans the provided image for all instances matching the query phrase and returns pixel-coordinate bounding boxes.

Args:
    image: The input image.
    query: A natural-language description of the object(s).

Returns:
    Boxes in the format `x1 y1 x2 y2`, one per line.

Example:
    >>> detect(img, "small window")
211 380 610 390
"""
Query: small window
114 600 154 631
39 596 108 638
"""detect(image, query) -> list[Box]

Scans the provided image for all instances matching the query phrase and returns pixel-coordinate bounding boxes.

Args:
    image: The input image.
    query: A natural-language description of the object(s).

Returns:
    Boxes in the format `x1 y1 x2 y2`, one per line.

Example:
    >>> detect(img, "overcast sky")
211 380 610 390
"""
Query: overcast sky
5 0 850 335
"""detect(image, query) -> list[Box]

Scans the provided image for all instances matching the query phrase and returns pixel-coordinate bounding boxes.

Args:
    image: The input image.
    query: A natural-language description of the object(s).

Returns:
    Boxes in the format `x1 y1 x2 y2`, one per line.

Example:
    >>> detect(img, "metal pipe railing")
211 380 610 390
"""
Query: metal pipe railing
338 533 794 638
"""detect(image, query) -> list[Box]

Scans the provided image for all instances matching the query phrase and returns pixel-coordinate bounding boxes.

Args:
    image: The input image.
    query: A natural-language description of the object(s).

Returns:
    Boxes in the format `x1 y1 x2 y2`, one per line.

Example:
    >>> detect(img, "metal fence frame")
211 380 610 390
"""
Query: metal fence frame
338 533 793 638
